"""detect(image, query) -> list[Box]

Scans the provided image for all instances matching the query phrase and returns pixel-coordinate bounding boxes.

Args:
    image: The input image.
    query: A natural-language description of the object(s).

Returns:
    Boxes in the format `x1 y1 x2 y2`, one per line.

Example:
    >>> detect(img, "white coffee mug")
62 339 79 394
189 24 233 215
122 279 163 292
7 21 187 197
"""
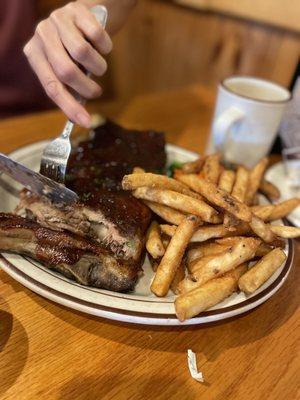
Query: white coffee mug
208 76 291 167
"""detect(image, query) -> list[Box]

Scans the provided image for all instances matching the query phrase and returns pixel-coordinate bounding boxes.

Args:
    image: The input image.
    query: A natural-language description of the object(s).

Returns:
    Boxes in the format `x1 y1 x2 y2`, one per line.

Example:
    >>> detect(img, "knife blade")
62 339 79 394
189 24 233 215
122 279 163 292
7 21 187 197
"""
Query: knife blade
0 153 79 204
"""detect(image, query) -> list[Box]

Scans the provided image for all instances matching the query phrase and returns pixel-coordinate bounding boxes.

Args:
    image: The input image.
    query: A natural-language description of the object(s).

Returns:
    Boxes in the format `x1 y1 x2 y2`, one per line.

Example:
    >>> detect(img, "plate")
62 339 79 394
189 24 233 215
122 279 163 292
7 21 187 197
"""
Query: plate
0 141 294 325
265 161 300 227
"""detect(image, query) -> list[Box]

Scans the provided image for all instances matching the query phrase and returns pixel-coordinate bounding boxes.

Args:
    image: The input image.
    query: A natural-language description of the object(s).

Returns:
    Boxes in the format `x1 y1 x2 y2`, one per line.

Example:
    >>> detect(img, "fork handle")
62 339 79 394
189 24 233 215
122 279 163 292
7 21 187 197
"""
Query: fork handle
61 5 108 138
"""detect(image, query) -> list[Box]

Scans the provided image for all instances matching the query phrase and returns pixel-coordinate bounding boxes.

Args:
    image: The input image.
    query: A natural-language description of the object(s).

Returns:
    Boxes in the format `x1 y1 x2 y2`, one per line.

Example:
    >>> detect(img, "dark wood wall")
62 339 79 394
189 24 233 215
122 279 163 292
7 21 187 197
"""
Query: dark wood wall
37 0 300 101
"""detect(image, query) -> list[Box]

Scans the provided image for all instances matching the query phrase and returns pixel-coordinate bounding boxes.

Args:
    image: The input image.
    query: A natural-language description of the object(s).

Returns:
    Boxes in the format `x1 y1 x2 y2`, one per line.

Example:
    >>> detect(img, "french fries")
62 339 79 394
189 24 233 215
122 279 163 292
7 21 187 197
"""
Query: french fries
146 221 165 259
161 223 250 243
190 238 260 287
175 263 247 321
269 225 300 239
238 248 286 294
187 242 229 264
245 158 268 205
251 205 275 221
249 215 275 243
170 261 186 294
151 215 199 297
178 174 252 222
124 152 299 321
203 153 222 184
259 179 280 200
216 237 273 258
181 157 205 174
224 166 249 227
268 198 300 221
122 173 201 200
133 187 218 222
231 166 249 202
144 201 186 225
218 169 236 193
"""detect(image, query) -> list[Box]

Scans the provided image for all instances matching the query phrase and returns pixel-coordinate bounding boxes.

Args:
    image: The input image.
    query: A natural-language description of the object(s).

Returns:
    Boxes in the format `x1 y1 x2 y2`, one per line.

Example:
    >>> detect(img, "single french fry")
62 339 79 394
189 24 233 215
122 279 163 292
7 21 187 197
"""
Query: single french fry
268 198 300 221
251 205 275 221
203 153 222 184
270 225 300 238
145 201 186 225
146 221 165 259
175 263 248 320
231 166 249 202
218 170 236 193
182 157 205 174
133 187 218 223
187 242 229 264
238 248 286 294
170 261 186 294
216 236 273 258
133 167 145 174
259 179 280 200
122 173 201 200
177 174 252 222
161 222 250 242
245 158 269 205
249 215 275 243
190 238 260 285
151 216 199 297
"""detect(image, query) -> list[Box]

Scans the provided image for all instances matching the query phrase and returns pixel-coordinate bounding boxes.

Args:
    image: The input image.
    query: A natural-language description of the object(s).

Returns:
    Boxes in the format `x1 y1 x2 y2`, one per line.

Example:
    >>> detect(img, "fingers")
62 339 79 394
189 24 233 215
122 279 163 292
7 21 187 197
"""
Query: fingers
71 2 113 55
24 37 92 128
50 14 107 77
35 19 102 99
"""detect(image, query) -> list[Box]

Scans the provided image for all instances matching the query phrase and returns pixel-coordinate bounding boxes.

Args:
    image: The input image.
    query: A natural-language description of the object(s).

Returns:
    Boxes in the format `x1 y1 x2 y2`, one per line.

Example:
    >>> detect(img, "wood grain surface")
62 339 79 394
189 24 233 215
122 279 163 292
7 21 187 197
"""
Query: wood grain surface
0 86 299 400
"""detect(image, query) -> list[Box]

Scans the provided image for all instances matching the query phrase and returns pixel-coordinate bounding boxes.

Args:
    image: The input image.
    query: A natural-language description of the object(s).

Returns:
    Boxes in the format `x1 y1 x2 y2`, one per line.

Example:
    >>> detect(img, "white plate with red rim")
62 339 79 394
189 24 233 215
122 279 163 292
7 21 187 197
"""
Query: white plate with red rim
0 141 294 325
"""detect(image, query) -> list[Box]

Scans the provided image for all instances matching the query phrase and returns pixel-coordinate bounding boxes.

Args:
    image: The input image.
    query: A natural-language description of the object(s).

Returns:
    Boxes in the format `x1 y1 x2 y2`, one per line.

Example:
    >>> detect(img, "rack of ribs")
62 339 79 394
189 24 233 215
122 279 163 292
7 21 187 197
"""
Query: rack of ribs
11 120 166 291
0 213 140 291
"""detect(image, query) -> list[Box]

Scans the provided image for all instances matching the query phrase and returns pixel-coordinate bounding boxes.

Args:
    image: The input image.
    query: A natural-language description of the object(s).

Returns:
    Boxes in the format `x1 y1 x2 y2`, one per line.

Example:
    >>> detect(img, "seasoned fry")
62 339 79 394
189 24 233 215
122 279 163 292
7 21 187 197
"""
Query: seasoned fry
238 248 286 294
175 264 247 321
251 205 275 221
151 216 199 297
218 170 236 193
245 158 268 205
269 225 300 238
161 222 250 242
187 242 229 264
224 166 248 229
133 167 145 174
190 238 260 285
122 173 201 200
259 179 280 200
144 201 186 225
170 261 186 294
216 237 273 257
181 157 205 174
133 187 218 222
146 221 165 259
249 215 275 243
231 166 249 202
268 198 300 221
177 174 252 222
203 153 222 184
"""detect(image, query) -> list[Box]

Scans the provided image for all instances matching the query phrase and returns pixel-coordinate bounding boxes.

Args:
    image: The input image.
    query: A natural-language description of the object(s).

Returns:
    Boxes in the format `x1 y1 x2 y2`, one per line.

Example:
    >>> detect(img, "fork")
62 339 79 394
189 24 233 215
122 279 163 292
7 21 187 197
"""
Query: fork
40 5 108 184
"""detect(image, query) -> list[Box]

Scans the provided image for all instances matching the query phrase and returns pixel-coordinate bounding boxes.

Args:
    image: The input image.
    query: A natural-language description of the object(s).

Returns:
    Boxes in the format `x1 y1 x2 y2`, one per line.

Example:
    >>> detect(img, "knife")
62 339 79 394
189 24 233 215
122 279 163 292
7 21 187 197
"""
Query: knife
0 152 79 204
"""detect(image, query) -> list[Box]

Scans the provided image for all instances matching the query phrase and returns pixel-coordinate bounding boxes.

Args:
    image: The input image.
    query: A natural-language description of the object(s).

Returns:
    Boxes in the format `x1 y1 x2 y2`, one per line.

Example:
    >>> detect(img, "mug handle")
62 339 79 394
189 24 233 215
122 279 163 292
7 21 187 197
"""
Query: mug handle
213 107 245 151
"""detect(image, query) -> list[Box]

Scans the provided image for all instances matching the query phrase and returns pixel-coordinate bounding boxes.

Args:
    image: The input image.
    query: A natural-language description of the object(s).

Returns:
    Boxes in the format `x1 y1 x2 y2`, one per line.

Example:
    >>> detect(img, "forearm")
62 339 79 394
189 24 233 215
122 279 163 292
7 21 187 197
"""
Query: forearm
77 0 137 33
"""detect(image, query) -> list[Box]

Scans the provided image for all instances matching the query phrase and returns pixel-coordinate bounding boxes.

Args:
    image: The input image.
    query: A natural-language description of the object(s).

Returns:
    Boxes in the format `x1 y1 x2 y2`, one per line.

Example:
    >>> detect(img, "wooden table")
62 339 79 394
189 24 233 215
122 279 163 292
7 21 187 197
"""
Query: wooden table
0 85 299 400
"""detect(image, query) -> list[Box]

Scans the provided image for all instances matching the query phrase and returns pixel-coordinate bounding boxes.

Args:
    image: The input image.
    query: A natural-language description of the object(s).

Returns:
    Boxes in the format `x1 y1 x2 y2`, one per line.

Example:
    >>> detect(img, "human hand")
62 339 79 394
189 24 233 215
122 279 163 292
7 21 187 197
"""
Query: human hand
24 2 112 127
